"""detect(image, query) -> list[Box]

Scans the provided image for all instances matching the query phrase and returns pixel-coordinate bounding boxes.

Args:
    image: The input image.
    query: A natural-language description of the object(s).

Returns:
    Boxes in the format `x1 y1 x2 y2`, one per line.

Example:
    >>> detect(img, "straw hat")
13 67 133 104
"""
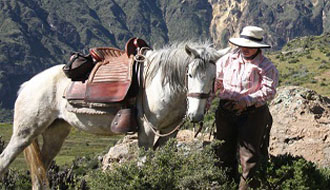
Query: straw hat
229 26 270 48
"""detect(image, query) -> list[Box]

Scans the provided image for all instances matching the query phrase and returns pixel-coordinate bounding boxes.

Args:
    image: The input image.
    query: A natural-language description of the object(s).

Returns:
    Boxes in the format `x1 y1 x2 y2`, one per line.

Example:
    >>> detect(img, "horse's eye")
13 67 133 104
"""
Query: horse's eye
188 74 192 78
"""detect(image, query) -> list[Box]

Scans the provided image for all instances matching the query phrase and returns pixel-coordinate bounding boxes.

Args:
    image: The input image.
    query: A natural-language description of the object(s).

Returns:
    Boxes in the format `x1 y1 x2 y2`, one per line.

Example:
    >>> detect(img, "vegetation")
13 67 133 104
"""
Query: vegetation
0 108 12 123
267 33 330 96
0 123 121 169
1 139 330 190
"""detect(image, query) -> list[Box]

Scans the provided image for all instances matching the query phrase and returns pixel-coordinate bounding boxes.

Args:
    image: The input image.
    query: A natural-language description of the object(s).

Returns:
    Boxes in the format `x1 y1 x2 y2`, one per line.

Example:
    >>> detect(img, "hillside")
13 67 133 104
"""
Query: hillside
0 0 329 122
268 33 330 96
0 0 212 111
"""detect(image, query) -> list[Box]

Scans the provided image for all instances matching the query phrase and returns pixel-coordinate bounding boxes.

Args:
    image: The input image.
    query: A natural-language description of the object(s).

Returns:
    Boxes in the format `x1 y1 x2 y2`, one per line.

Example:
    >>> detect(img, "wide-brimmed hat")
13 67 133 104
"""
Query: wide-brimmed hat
229 26 270 48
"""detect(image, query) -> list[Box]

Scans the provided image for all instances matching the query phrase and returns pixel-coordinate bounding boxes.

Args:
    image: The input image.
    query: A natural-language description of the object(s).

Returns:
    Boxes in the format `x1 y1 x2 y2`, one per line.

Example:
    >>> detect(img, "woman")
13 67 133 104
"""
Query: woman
210 26 279 190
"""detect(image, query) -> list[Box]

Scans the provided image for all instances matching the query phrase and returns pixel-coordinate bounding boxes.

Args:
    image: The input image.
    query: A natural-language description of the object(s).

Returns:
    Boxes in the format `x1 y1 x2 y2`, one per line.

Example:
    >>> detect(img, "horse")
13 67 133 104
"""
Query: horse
0 41 230 190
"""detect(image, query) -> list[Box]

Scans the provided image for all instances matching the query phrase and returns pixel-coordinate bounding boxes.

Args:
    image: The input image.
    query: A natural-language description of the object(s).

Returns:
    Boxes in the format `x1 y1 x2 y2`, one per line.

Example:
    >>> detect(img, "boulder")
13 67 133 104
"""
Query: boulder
269 86 330 167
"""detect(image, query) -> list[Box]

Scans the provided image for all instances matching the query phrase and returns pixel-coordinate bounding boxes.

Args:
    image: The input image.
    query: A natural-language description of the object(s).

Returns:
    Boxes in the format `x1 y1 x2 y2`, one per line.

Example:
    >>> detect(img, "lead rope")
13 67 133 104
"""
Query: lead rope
136 50 187 137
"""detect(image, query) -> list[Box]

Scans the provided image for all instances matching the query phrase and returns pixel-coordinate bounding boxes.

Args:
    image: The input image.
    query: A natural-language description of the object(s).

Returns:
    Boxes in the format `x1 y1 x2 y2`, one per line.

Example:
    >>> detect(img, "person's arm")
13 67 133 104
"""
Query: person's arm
242 62 279 107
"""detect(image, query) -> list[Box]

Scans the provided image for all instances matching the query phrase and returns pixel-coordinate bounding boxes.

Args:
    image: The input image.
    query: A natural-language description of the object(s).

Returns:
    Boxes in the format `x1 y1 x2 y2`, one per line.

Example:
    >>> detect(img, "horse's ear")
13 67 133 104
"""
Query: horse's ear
185 45 200 58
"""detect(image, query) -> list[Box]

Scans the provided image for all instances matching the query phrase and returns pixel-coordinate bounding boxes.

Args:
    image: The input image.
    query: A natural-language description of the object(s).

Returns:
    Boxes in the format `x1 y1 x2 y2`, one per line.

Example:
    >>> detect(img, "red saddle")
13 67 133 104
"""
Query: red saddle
64 37 150 103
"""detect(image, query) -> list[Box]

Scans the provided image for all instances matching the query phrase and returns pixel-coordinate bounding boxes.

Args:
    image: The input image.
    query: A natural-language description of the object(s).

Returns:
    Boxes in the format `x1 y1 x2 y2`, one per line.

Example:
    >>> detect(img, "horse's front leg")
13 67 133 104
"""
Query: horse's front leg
137 120 155 150
153 129 179 150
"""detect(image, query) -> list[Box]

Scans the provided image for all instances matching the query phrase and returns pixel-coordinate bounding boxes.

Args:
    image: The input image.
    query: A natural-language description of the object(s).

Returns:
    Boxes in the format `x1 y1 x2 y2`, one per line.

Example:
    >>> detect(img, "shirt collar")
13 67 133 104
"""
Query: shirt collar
232 48 264 65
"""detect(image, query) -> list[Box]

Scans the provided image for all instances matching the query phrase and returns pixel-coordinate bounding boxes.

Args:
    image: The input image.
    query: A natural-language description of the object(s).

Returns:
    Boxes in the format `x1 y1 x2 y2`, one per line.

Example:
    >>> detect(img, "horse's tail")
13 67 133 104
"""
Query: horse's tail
24 139 49 190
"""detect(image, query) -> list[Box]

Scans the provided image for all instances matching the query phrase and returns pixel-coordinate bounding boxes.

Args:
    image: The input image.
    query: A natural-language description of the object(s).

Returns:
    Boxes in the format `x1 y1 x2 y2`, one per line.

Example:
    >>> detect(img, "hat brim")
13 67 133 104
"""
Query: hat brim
229 38 270 48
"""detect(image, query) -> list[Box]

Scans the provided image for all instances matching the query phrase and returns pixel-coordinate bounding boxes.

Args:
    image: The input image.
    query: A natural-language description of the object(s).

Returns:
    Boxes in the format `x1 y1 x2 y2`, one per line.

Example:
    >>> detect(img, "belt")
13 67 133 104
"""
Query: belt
219 99 266 116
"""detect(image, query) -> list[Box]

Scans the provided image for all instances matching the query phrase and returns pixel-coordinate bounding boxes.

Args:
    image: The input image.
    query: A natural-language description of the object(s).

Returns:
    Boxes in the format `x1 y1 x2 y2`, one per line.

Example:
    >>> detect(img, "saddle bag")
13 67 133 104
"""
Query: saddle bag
63 52 95 81
111 108 138 134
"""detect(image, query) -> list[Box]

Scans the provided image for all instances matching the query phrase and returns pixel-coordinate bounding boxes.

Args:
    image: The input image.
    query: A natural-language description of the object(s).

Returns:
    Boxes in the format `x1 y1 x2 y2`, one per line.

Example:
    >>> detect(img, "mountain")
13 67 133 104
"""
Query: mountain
0 0 212 111
210 0 329 49
0 0 329 122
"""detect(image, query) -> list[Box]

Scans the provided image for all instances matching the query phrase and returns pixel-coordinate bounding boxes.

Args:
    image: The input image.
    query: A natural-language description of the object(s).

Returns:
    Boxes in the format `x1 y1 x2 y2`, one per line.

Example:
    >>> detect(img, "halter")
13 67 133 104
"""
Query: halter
185 57 215 100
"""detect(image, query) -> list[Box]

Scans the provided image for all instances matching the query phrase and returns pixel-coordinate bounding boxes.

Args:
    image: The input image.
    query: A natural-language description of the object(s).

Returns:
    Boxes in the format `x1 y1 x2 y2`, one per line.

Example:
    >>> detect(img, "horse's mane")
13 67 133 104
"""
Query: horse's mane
146 41 213 92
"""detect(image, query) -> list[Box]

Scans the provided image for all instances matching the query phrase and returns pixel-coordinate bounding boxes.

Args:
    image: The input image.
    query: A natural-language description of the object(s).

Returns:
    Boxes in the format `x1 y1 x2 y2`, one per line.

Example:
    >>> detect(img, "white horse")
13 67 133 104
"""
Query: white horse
0 41 229 190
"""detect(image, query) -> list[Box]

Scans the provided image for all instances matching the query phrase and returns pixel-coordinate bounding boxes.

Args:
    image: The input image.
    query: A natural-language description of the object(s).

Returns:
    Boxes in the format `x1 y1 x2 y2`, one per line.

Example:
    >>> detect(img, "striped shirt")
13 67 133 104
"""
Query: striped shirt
208 48 279 108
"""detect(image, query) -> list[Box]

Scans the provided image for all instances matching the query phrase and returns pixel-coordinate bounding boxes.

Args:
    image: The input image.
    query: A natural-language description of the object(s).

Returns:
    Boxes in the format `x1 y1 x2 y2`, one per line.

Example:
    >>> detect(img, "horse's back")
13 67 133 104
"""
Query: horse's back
14 65 69 123
18 64 67 95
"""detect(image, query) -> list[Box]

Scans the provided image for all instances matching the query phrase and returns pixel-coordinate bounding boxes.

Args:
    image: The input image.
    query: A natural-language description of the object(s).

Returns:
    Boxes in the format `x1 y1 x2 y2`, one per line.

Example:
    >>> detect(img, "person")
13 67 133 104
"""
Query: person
208 26 279 190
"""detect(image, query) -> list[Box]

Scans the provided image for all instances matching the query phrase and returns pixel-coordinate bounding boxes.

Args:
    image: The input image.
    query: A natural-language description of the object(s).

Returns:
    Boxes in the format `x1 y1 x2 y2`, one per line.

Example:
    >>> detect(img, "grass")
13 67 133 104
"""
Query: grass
0 123 121 169
267 33 330 97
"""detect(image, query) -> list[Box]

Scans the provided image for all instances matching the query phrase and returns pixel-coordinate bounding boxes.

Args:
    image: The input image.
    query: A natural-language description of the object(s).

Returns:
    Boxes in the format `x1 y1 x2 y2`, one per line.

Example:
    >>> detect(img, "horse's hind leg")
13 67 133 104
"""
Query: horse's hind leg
0 121 48 177
24 119 71 190
40 119 71 169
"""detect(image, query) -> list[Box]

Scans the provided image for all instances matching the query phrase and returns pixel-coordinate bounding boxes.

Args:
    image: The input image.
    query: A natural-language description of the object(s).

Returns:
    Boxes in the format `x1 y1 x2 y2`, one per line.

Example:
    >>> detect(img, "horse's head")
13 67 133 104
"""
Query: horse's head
184 44 230 122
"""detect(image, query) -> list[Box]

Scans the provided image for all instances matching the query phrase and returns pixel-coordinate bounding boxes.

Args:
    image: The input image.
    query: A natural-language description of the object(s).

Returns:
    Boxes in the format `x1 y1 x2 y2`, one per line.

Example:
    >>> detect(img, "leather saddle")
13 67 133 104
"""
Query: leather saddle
64 37 150 103
63 38 150 134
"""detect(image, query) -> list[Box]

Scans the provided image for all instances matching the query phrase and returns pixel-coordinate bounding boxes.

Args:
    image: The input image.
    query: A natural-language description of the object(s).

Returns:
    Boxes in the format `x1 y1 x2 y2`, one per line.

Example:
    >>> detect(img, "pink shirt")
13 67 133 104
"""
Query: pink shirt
208 48 279 107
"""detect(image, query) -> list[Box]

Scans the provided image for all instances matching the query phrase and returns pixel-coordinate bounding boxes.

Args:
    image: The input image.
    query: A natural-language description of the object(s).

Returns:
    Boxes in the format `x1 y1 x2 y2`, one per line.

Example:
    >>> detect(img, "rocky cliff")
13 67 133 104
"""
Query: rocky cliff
209 0 330 49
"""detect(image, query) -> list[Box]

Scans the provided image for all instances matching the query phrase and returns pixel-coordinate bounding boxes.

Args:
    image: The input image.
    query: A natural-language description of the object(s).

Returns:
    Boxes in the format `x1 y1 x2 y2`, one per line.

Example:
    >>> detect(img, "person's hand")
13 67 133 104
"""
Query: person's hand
223 101 234 110
232 99 247 113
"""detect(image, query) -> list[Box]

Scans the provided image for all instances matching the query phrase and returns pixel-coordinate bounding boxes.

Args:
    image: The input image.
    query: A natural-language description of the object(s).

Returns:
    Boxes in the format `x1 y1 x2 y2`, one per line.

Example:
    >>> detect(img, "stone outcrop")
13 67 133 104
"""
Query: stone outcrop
269 86 330 167
102 130 212 170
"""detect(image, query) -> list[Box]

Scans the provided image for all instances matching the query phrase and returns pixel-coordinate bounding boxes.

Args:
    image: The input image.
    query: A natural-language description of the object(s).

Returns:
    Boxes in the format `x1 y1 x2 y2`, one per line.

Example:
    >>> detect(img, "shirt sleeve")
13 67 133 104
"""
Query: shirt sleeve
243 61 279 107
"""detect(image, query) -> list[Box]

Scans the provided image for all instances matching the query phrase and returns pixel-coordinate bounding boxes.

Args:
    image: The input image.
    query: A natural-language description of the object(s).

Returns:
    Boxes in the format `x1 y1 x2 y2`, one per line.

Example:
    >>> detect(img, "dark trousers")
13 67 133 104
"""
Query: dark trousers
215 101 272 190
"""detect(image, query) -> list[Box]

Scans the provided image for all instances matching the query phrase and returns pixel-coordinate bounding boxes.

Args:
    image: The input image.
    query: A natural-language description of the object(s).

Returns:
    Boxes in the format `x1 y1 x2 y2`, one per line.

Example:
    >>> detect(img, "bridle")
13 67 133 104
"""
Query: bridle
185 58 215 100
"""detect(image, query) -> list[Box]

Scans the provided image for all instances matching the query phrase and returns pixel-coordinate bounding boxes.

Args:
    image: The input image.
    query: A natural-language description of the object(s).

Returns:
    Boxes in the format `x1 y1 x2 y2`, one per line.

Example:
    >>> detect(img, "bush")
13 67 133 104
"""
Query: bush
47 155 101 190
2 139 330 190
88 139 236 190
288 59 299 64
256 154 330 190
0 169 31 190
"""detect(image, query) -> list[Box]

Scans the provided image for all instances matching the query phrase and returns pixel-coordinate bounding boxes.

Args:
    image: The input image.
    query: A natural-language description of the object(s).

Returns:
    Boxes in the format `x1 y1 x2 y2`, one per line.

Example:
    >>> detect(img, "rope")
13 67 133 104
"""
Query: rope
143 114 186 137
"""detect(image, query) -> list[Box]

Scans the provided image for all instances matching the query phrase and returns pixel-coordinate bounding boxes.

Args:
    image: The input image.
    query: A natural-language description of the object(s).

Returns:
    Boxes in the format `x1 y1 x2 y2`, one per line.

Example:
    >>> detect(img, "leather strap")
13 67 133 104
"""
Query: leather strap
187 92 210 99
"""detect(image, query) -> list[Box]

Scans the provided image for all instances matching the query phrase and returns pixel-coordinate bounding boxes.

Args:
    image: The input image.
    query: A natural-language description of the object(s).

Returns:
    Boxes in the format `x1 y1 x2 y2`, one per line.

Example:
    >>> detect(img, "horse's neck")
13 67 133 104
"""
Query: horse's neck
142 52 187 127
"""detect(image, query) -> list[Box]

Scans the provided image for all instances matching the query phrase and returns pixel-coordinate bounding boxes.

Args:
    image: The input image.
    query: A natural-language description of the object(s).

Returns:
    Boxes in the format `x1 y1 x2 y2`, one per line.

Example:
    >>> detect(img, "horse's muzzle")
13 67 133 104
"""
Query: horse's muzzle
187 112 204 123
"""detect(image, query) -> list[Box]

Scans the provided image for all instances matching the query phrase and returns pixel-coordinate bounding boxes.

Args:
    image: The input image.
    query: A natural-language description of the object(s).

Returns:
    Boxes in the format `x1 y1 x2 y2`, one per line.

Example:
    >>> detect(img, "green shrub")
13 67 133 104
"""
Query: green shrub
310 79 318 84
320 82 327 86
288 59 299 63
0 169 31 190
256 154 330 190
88 139 236 190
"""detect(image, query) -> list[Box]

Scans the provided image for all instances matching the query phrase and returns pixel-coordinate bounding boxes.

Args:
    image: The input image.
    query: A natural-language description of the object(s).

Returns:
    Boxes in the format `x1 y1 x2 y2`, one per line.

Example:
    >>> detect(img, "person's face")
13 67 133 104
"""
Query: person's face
240 47 258 58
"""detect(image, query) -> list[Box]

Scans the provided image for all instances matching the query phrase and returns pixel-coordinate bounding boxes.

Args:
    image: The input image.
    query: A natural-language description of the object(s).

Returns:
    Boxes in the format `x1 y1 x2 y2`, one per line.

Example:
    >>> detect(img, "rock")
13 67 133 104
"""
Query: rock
269 86 330 167
102 130 211 170
102 134 138 170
